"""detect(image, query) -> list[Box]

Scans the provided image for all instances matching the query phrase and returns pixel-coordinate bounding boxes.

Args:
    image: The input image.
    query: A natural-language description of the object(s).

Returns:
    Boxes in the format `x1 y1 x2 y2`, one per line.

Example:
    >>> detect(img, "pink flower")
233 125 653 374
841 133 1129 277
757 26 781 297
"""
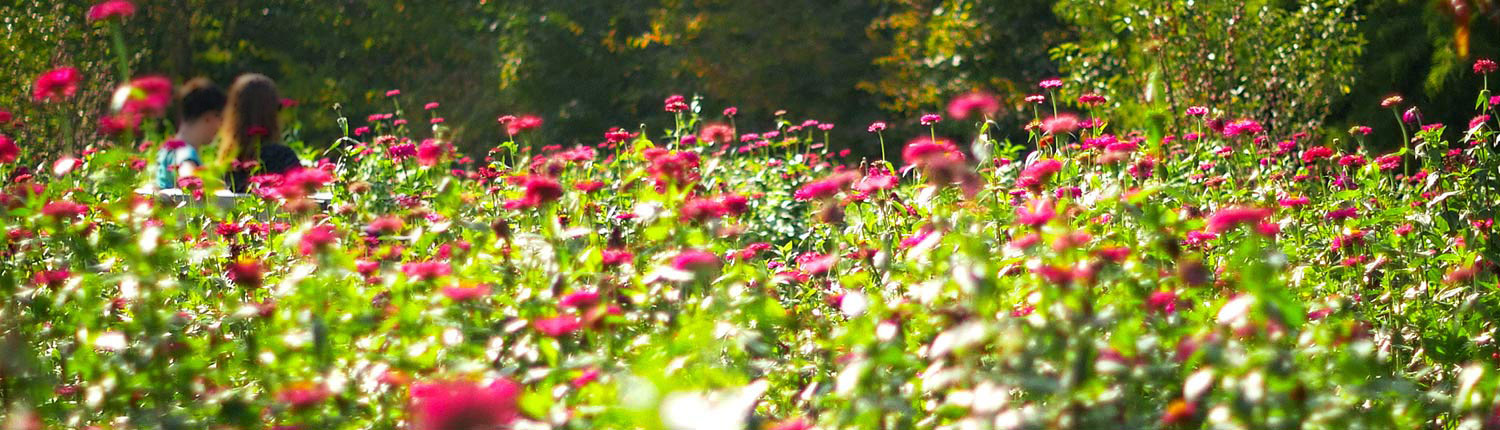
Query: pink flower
1350 125 1373 135
441 284 489 302
1147 290 1181 314
601 249 634 266
402 261 453 281
501 115 542 135
664 94 689 113
1185 106 1209 116
722 106 737 117
671 249 720 271
1402 107 1420 123
409 379 521 430
1206 207 1272 233
298 225 338 255
1077 93 1107 107
767 417 814 430
385 89 401 97
416 139 446 166
33 67 81 102
1475 58 1498 75
901 137 959 167
1015 200 1055 227
919 113 942 126
42 201 87 219
1380 95 1404 108
1040 114 1079 135
1025 94 1046 104
946 91 1000 120
559 291 601 309
1019 159 1064 184
1038 78 1063 89
87 0 135 22
534 315 583 337
424 102 440 110
1222 119 1263 137
117 76 173 118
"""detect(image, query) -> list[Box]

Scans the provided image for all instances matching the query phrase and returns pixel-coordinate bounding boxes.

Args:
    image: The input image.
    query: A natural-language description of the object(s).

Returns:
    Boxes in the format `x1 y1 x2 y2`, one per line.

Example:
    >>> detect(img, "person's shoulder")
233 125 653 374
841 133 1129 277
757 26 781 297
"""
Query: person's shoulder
261 143 304 172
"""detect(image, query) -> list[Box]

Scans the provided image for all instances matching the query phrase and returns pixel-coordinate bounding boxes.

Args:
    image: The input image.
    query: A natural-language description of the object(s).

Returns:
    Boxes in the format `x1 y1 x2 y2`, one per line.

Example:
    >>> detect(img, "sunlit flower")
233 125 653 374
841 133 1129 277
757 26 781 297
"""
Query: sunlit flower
664 94 689 113
919 113 942 126
1206 207 1272 233
947 91 1000 120
87 0 136 22
1040 114 1079 135
409 379 521 430
1038 78 1063 89
866 121 886 133
534 315 583 337
1380 95 1404 108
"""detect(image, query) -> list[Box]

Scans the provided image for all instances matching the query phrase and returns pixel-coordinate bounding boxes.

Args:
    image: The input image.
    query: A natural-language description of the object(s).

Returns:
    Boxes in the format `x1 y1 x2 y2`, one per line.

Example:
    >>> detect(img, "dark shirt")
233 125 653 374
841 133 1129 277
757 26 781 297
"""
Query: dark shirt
224 143 304 193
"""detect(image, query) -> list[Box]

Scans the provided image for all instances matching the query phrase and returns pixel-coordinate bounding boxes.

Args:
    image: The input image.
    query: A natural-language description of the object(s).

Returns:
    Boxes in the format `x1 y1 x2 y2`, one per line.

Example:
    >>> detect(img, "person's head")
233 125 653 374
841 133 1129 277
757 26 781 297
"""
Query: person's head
218 73 281 164
176 78 226 146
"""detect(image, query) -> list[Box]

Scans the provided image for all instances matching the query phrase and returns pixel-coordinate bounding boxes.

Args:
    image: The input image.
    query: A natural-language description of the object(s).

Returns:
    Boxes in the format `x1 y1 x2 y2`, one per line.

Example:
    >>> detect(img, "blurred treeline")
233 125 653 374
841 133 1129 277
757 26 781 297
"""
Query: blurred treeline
0 0 1495 157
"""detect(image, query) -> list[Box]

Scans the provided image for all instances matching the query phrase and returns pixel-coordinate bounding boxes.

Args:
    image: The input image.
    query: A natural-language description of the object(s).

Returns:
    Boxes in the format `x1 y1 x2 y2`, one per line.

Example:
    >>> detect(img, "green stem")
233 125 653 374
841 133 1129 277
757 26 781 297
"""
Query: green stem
109 22 131 81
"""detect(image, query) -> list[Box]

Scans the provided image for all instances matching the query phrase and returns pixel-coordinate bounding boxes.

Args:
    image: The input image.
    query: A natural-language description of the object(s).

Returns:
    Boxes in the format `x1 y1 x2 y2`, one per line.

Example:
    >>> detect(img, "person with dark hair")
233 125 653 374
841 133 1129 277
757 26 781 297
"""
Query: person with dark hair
218 73 302 193
156 77 226 189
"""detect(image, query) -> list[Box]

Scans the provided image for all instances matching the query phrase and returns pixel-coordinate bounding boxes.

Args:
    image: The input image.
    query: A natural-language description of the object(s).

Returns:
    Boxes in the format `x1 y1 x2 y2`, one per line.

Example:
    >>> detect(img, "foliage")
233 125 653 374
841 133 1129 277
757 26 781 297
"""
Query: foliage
1051 0 1365 136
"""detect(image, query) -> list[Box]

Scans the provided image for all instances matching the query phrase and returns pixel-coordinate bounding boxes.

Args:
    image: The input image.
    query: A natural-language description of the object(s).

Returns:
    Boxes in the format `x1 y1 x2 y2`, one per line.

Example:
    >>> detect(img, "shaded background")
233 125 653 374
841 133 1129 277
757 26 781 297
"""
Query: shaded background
0 0 1496 159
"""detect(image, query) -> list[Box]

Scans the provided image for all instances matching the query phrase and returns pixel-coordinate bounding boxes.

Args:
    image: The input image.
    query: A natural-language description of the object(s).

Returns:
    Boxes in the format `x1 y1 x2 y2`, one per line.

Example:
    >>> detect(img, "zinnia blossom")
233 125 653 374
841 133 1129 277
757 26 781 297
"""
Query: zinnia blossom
298 225 338 255
0 134 17 164
664 94 688 113
87 0 135 22
946 91 1000 120
1206 207 1272 233
42 201 87 219
919 113 942 126
534 315 582 337
115 76 173 118
671 249 720 272
409 379 521 430
867 122 886 133
1475 58 1498 75
1380 95 1404 108
1185 106 1209 116
33 67 81 102
1040 114 1079 135
440 284 489 302
1038 78 1063 89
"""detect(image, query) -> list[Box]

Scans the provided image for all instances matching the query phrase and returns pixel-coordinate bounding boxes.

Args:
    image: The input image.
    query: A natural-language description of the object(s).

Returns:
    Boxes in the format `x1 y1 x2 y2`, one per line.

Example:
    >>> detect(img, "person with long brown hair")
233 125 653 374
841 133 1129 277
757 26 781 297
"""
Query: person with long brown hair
218 73 301 193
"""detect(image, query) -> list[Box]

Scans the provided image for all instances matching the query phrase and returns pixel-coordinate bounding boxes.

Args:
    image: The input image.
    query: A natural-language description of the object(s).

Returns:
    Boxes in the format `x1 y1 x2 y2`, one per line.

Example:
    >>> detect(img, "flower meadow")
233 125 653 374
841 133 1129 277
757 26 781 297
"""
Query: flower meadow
4 4 1500 430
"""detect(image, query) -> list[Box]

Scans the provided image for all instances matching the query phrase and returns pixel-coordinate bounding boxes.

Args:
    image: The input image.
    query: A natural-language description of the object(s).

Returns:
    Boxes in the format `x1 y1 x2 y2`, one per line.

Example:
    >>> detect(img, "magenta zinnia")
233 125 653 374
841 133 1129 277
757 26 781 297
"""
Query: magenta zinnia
1206 207 1272 233
87 0 136 22
33 67 81 103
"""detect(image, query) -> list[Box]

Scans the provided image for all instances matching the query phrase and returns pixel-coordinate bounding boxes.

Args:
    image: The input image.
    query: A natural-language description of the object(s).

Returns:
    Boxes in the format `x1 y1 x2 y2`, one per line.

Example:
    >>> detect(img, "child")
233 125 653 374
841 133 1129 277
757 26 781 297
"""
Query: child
157 78 226 189
219 73 302 193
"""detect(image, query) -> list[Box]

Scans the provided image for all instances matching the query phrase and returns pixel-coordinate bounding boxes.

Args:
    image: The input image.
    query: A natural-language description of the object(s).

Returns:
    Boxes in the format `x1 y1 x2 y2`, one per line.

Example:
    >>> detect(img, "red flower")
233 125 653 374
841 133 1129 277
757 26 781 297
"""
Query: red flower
698 123 735 144
1206 207 1272 233
767 418 814 430
1475 58 1498 75
87 0 136 22
276 382 329 410
0 134 17 164
680 197 727 223
1015 200 1055 227
33 67 81 102
1299 146 1334 163
720 193 749 215
42 201 87 219
919 113 942 125
410 379 521 430
664 94 688 113
227 259 263 289
504 175 563 210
